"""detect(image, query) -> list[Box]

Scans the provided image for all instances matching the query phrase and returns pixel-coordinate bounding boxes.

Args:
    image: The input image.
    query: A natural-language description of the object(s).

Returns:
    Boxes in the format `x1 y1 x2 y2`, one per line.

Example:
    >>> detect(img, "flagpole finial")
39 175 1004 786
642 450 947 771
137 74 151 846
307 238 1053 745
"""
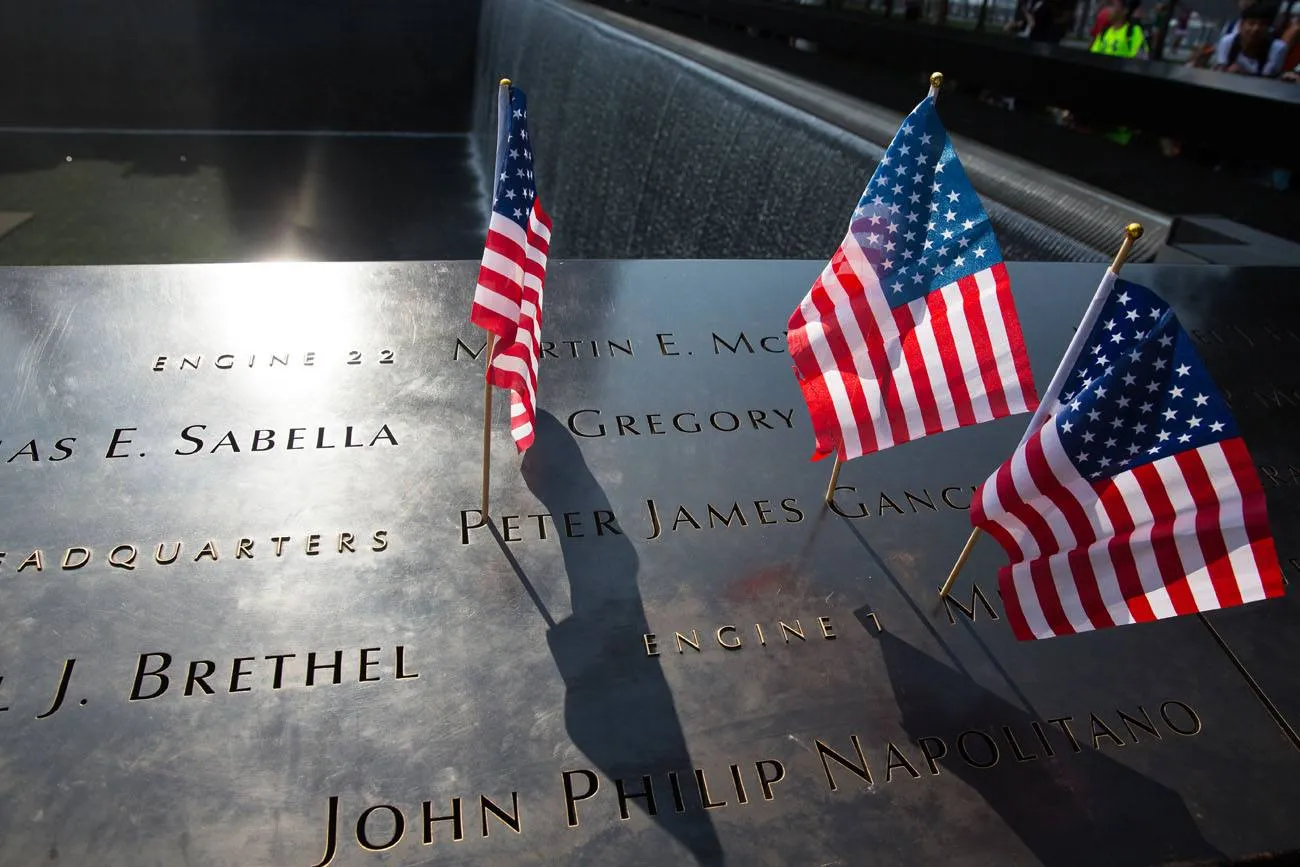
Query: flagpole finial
1110 222 1145 276
500 78 512 87
928 72 944 100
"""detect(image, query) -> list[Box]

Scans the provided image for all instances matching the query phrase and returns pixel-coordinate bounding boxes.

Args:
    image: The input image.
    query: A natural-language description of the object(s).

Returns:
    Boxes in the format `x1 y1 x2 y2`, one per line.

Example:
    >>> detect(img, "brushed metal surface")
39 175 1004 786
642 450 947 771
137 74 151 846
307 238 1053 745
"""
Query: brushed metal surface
0 260 1296 866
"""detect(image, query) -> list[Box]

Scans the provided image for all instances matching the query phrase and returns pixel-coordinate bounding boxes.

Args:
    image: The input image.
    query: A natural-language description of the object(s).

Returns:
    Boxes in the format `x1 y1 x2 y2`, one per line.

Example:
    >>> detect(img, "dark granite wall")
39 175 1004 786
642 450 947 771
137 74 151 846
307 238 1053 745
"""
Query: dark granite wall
1 0 482 130
473 0 1104 261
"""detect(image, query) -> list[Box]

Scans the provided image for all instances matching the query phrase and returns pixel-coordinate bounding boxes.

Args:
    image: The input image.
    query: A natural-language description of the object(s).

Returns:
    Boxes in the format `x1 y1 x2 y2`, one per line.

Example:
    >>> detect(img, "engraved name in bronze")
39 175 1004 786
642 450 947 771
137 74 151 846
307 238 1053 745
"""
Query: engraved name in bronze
453 330 786 362
16 647 419 721
814 701 1203 788
565 408 797 438
1257 464 1300 488
309 699 1202 865
127 646 419 703
0 425 399 464
0 530 388 574
644 616 836 657
151 350 395 372
460 486 975 545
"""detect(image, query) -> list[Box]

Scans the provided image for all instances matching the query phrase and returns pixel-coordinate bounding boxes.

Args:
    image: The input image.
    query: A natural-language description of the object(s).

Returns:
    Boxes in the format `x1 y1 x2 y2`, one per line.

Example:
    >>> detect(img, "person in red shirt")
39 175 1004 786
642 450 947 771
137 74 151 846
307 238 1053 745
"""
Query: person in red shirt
1092 0 1123 37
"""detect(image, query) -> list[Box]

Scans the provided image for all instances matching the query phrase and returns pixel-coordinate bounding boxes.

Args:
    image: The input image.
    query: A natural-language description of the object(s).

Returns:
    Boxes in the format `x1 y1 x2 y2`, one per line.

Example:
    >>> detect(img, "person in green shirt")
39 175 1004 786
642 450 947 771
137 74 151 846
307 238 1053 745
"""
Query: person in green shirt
1090 0 1150 57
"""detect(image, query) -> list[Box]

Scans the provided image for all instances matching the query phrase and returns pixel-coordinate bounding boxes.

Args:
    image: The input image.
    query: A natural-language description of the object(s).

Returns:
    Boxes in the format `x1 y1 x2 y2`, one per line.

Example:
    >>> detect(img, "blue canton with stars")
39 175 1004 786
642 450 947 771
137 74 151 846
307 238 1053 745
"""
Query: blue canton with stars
1053 279 1238 481
851 96 1001 309
492 87 539 230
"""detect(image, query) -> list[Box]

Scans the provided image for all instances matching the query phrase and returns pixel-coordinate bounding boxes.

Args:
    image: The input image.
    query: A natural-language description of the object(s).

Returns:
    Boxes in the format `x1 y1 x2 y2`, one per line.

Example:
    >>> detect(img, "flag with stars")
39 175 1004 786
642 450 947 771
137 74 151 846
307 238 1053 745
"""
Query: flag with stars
471 82 553 451
973 277 1284 641
787 94 1037 462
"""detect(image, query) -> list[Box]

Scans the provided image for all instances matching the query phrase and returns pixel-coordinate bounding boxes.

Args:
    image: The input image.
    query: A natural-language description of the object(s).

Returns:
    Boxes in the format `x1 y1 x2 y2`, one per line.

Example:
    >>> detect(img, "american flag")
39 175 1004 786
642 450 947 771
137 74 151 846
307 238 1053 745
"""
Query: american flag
787 95 1038 461
974 277 1285 640
471 83 553 451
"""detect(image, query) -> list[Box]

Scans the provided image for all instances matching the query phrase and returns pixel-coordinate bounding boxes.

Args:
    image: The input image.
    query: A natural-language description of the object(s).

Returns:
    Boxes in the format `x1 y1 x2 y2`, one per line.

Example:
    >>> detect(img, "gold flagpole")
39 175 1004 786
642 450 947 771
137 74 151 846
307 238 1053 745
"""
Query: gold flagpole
481 332 496 515
826 72 944 507
938 222 1144 598
824 454 843 503
479 77 513 516
939 527 983 598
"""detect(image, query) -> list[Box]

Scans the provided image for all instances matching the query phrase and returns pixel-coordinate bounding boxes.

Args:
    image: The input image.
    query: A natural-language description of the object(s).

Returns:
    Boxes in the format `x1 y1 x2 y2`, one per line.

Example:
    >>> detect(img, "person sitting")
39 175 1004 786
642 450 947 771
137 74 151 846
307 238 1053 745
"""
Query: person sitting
1213 2 1289 75
1090 0 1150 57
1220 0 1255 38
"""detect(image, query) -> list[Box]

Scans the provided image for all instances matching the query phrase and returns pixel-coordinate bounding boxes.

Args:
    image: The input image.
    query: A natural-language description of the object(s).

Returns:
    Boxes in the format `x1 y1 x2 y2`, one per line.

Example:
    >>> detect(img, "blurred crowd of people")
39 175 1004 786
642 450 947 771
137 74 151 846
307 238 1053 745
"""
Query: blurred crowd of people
780 0 1295 187
1186 0 1300 78
992 0 1295 185
1006 0 1300 79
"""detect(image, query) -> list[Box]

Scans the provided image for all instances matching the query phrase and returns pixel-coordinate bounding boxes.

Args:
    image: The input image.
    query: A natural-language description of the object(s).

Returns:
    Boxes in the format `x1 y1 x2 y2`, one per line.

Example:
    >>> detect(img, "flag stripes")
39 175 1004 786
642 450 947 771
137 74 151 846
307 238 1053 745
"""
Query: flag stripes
789 251 1036 461
472 205 552 450
974 423 1284 640
786 94 1037 464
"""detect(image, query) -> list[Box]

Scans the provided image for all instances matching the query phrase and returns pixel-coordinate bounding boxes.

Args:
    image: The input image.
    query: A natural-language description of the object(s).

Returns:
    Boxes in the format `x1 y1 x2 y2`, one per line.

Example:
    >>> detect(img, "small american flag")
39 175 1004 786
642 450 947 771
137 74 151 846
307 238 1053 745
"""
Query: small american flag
974 277 1285 640
471 83 553 451
787 94 1038 461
